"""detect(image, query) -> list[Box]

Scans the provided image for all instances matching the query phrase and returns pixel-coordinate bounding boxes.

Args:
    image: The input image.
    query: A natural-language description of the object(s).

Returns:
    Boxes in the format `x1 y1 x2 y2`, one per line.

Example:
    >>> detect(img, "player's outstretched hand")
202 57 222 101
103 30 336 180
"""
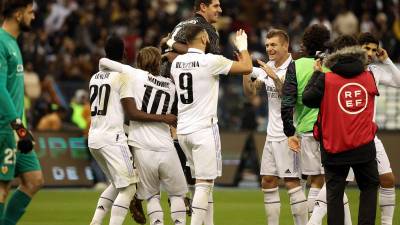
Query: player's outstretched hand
163 114 177 127
234 29 248 52
257 59 278 80
288 135 300 153
11 119 35 154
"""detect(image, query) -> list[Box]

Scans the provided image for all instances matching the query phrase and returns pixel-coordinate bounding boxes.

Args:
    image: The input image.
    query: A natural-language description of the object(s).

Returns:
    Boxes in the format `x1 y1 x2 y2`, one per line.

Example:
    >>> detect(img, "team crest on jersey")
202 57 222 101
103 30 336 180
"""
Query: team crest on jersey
17 64 24 73
1 166 8 174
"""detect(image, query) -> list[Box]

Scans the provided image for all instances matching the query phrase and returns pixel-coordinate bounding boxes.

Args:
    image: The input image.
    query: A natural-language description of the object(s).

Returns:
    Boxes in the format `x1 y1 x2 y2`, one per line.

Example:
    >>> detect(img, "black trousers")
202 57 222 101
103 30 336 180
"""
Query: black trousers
324 159 379 225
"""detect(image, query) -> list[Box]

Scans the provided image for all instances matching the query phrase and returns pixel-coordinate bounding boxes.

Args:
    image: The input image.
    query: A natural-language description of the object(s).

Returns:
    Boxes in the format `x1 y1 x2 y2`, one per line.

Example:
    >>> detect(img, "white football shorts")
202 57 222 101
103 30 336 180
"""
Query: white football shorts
300 134 324 175
260 137 301 178
89 142 138 188
177 124 222 180
133 147 188 200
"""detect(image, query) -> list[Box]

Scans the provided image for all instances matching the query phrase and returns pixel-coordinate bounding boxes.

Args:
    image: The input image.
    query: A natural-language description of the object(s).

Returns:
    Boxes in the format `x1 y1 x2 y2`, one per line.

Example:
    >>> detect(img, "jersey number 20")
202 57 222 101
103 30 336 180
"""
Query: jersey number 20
89 84 111 116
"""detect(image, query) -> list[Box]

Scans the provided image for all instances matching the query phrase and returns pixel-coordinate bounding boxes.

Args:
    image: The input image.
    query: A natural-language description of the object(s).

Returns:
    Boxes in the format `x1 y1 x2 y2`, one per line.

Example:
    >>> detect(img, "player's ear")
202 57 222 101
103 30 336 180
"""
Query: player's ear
14 10 23 23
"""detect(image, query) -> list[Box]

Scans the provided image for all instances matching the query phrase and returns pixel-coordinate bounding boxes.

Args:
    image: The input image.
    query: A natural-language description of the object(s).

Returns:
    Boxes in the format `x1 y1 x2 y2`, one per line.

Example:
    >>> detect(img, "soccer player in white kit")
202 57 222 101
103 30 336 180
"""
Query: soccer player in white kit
88 36 177 225
242 29 308 225
360 33 398 225
359 34 398 225
99 46 188 225
170 24 252 225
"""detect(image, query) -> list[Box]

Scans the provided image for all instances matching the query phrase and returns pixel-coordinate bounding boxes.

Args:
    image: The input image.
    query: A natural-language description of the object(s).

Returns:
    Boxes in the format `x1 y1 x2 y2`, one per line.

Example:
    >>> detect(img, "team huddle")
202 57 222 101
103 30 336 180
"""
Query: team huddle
86 1 399 225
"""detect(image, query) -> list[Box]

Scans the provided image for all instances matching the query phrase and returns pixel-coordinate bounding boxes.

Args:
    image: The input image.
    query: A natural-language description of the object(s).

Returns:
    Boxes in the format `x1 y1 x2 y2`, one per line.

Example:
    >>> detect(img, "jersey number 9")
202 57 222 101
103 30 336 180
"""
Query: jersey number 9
179 73 194 104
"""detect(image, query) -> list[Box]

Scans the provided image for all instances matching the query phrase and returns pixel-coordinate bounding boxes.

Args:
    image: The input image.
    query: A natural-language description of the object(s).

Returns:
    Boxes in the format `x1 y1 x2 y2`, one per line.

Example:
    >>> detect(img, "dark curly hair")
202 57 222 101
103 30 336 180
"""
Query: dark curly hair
358 32 379 46
1 0 33 18
333 35 358 51
105 35 124 61
194 0 213 11
302 24 330 56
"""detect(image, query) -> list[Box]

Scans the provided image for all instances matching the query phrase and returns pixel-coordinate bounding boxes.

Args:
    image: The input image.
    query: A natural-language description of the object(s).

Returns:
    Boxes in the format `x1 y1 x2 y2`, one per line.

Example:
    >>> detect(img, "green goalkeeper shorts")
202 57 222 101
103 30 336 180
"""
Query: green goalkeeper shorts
0 133 41 181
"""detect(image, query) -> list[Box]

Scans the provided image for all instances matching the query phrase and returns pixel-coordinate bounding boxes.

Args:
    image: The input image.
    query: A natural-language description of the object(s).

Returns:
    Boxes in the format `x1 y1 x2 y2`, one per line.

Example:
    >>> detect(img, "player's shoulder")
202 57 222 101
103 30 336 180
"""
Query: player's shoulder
204 52 224 60
368 63 380 71
176 17 198 28
90 70 124 84
204 53 231 65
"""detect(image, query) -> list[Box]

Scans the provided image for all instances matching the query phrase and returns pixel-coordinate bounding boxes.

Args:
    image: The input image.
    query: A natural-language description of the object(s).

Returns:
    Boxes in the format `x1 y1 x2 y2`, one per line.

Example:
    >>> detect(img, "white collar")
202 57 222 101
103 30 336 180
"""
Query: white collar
187 48 205 54
272 54 292 70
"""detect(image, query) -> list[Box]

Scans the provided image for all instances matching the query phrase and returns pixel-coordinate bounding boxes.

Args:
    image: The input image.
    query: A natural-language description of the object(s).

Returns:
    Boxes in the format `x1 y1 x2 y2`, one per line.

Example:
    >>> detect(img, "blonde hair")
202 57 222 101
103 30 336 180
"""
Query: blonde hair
136 47 161 75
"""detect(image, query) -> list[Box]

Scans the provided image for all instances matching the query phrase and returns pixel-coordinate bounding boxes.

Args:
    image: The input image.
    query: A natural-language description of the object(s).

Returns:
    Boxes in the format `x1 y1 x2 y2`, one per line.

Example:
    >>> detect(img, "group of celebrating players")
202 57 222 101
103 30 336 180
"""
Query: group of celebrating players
0 0 398 225
87 0 400 225
88 0 400 225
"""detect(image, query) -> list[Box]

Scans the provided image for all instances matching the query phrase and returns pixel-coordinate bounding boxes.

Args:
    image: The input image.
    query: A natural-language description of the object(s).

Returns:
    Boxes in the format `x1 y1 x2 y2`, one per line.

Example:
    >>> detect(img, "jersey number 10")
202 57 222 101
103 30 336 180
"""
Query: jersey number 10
141 85 171 114
89 84 111 116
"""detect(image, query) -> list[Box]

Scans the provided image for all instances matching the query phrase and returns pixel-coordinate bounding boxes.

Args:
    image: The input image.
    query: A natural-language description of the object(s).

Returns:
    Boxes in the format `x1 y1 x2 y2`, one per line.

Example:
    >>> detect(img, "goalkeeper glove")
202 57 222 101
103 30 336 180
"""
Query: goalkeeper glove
11 119 34 154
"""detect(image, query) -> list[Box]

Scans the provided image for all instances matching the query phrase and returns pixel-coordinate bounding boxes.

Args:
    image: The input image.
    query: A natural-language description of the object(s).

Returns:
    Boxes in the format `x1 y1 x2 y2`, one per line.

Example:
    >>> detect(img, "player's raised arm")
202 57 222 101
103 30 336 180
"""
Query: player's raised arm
159 25 189 54
228 29 253 75
376 48 400 87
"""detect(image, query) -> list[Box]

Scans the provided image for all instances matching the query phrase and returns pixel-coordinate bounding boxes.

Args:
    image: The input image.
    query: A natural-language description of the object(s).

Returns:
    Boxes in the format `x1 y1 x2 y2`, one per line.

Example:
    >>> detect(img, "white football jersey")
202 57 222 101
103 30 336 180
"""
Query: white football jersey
170 48 233 134
120 65 176 151
367 59 400 121
251 55 292 141
88 70 133 149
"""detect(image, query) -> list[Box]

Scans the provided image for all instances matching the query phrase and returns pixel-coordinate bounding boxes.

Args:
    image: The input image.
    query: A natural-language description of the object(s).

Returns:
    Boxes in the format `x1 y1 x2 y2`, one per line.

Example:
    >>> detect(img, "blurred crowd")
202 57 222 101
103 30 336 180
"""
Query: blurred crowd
15 0 400 132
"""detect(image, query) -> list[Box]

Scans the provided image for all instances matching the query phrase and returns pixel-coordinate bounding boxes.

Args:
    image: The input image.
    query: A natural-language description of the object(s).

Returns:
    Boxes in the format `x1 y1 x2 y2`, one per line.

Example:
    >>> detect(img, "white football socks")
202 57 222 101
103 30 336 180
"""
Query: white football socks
379 187 396 225
307 184 352 225
110 184 136 225
263 187 281 225
170 195 186 225
204 186 214 225
147 194 164 225
191 183 212 225
289 186 308 225
90 184 118 225
307 188 321 214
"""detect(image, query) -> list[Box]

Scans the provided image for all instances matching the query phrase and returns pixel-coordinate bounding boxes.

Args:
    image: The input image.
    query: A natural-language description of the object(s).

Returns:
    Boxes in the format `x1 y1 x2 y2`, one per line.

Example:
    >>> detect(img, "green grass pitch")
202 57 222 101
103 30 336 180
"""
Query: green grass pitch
18 187 399 225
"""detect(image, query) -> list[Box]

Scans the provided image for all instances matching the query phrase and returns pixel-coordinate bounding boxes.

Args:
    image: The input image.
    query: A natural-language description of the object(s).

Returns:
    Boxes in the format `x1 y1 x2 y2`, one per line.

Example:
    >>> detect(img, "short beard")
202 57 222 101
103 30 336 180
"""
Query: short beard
19 21 32 32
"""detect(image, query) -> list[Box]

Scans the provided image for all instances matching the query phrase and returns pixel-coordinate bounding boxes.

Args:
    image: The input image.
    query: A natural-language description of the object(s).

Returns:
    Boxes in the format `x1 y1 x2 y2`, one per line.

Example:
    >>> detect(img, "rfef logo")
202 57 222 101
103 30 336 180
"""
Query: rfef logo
337 83 368 114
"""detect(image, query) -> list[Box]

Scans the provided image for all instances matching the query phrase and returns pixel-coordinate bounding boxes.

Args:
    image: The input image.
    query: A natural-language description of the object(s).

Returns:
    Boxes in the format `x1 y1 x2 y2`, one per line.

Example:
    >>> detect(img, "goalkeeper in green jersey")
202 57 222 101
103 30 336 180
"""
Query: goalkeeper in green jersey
0 1 43 224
